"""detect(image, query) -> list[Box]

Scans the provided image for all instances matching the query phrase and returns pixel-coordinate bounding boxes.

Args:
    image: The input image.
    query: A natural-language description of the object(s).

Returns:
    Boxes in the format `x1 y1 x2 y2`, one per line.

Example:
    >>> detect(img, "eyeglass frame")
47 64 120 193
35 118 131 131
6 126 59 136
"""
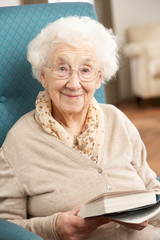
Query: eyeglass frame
43 63 101 82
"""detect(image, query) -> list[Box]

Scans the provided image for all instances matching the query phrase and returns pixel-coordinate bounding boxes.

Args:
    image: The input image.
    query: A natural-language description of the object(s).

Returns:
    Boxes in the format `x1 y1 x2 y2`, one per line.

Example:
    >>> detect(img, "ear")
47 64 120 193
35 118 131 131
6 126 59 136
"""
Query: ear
40 72 48 89
95 72 103 90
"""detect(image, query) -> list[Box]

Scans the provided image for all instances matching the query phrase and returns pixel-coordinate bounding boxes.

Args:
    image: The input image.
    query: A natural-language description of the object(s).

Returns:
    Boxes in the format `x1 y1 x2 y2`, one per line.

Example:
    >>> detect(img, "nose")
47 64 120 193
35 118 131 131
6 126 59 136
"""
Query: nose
66 70 81 90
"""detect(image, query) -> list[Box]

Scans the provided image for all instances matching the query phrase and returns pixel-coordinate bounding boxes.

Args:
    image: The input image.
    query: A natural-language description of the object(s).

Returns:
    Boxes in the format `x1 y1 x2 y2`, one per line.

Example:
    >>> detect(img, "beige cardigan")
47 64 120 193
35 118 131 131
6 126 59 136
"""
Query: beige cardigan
0 104 160 240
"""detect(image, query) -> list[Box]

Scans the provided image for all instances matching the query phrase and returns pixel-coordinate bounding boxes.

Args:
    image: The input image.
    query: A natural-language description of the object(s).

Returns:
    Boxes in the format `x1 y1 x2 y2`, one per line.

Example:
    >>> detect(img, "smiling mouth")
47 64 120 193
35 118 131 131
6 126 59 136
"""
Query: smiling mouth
61 92 84 98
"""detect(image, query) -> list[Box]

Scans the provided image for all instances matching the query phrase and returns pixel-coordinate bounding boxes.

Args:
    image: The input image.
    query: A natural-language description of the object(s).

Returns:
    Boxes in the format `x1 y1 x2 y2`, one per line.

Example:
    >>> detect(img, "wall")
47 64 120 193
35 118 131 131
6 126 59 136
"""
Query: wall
94 0 119 104
23 0 47 4
0 0 22 6
48 0 94 2
110 0 160 100
0 0 93 6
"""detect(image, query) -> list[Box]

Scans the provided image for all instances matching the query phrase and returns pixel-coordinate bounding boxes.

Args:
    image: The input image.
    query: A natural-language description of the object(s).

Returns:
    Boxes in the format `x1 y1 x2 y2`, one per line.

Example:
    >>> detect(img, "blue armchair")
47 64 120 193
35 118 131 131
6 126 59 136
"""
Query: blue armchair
0 218 42 240
0 2 105 239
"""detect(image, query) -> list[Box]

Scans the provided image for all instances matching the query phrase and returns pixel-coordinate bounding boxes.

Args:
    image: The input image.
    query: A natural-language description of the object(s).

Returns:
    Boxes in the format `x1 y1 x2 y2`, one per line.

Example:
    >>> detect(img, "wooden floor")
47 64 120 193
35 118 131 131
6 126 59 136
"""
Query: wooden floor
117 101 160 176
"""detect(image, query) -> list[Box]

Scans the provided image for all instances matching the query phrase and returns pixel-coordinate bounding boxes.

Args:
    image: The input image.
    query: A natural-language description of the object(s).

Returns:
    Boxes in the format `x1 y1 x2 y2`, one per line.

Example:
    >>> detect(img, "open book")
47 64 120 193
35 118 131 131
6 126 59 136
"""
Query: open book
78 190 160 224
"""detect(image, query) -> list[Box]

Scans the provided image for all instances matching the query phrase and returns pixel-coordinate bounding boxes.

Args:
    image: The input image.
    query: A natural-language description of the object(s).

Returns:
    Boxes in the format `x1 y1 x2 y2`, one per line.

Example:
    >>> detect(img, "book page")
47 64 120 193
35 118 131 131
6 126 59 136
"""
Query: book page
107 201 160 224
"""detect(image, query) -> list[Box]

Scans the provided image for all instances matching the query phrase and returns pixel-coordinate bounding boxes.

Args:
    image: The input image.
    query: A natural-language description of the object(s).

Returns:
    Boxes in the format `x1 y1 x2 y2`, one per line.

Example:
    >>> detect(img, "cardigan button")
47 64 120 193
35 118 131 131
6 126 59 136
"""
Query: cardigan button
98 168 103 174
116 224 121 229
107 185 112 190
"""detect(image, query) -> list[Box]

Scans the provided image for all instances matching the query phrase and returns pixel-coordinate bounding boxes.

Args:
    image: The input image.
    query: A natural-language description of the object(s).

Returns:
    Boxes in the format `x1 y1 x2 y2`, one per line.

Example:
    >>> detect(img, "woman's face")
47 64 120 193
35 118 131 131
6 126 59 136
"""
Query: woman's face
40 42 102 117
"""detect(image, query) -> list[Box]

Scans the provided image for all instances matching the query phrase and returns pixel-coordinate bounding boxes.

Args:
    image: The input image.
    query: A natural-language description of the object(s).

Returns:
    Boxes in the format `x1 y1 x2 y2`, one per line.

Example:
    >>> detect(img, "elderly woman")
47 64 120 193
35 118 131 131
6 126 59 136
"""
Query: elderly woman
0 16 160 240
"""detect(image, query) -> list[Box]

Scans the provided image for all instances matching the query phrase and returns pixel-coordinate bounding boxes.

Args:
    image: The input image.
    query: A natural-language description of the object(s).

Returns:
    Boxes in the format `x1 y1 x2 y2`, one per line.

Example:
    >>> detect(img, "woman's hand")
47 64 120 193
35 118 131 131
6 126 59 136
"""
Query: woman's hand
55 206 111 240
55 206 148 240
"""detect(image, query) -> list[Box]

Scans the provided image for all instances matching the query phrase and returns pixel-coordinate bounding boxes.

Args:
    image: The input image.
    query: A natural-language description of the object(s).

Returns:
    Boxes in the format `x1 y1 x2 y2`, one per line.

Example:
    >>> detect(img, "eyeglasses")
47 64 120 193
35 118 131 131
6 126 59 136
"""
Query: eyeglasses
44 64 101 82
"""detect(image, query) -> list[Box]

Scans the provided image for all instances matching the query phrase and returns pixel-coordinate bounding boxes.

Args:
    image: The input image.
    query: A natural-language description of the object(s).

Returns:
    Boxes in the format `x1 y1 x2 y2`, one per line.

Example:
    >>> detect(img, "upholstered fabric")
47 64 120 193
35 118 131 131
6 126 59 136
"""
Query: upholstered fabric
0 2 105 147
0 218 42 240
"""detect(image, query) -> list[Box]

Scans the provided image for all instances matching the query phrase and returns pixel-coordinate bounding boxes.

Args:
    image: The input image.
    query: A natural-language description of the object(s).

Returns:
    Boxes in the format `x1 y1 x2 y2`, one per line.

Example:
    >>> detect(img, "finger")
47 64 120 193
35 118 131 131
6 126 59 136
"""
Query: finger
78 216 111 228
113 219 148 231
122 221 148 231
139 220 148 227
67 205 83 216
102 217 111 224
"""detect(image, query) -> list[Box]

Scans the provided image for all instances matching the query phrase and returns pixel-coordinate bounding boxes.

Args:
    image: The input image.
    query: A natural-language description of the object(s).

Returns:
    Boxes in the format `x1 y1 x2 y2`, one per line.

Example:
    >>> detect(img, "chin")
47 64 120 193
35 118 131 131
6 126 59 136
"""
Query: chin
63 103 85 114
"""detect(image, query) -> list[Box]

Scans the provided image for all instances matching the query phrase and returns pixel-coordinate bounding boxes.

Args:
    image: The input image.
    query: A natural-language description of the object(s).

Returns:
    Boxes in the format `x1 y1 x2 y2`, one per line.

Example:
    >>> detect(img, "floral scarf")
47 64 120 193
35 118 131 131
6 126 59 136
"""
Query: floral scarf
35 90 105 163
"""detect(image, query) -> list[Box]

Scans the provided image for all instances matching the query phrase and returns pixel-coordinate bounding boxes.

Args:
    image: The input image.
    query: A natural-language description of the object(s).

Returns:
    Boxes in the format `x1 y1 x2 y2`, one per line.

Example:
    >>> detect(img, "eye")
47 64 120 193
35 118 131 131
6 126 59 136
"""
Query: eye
57 65 69 72
82 68 89 73
80 66 92 74
54 63 69 72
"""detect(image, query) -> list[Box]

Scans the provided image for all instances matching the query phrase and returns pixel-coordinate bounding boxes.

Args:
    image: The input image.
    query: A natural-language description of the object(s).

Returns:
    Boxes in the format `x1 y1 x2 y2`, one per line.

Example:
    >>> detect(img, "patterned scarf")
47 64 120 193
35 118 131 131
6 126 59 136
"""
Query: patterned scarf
35 90 105 162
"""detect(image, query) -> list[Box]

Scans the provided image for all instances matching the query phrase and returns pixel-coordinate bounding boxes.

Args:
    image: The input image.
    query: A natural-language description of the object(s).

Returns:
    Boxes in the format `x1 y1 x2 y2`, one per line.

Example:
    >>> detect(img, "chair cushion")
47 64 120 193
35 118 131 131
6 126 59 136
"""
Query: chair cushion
0 2 105 147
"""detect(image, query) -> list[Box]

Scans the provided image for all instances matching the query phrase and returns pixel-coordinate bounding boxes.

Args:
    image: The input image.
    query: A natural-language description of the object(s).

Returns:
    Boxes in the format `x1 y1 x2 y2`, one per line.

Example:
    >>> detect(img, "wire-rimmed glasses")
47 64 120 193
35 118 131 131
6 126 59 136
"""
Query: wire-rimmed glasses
44 64 101 82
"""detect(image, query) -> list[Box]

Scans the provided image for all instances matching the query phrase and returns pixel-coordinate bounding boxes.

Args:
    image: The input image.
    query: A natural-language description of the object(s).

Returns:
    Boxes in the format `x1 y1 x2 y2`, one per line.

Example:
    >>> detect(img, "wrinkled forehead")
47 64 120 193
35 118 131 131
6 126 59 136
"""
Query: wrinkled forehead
49 42 97 64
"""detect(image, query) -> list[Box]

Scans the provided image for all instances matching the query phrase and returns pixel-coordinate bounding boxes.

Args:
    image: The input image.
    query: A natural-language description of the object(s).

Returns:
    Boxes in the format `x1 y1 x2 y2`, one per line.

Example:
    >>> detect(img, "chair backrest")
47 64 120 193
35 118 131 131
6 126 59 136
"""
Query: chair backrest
0 2 106 147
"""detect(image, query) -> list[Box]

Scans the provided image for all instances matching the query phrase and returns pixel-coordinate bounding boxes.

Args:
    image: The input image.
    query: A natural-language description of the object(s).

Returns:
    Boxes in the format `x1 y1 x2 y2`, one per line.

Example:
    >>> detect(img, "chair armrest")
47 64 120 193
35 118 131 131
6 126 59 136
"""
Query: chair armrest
123 42 144 58
149 59 160 78
0 218 42 240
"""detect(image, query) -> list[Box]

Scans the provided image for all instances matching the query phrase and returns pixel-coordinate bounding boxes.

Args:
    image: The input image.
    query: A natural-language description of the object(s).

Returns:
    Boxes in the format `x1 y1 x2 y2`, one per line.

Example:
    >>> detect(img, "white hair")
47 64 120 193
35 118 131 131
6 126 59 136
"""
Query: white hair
27 16 119 83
